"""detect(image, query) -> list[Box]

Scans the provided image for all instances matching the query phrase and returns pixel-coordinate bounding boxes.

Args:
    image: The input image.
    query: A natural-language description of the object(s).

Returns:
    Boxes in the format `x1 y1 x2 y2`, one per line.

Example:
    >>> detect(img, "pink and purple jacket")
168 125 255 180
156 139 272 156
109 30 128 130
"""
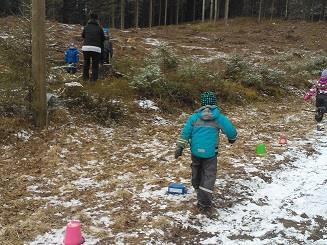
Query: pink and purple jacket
304 72 327 101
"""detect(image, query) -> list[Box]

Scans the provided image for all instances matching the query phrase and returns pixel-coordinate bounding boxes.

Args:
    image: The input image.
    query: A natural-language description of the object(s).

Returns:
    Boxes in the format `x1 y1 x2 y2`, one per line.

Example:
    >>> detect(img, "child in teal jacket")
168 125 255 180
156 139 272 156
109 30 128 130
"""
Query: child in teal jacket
175 91 237 211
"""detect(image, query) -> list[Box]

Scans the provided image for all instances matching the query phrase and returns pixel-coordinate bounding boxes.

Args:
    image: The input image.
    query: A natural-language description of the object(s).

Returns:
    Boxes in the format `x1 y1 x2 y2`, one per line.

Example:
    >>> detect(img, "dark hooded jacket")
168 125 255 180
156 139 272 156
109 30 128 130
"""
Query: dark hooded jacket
82 19 105 48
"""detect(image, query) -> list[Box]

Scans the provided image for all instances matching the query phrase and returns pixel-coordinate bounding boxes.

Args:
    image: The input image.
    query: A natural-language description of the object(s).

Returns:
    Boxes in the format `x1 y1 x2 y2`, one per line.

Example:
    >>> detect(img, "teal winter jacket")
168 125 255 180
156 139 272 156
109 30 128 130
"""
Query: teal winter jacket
177 105 237 158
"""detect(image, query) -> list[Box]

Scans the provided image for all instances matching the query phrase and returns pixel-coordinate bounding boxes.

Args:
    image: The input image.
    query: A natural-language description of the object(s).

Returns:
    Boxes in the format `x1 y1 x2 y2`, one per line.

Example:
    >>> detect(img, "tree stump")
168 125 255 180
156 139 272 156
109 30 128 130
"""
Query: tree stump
64 82 83 98
100 64 113 78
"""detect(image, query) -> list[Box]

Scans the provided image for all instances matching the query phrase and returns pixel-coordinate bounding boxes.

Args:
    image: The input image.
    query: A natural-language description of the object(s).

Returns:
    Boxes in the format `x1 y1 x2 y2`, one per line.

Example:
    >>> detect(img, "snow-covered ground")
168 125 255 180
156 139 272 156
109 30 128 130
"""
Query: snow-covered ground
199 131 327 244
25 124 327 244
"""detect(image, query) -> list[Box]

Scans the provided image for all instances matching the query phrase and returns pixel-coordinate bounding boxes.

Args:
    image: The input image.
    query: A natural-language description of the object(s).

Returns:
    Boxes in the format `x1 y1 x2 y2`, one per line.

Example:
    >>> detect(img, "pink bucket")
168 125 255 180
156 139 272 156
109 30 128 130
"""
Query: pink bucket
63 220 85 245
279 134 287 145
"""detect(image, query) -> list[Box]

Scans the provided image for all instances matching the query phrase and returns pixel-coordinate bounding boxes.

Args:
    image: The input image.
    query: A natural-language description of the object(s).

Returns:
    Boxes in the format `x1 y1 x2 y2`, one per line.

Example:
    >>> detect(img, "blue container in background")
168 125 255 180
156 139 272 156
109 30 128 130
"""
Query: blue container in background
103 27 109 35
167 183 187 195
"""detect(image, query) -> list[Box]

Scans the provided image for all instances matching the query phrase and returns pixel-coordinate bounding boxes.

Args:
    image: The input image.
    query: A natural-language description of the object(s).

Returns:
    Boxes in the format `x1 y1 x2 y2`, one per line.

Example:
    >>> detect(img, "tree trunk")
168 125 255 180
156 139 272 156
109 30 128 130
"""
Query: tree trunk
164 0 168 25
217 0 221 19
214 0 218 22
311 0 315 21
181 0 184 22
169 4 173 23
111 5 116 29
224 0 229 25
285 0 289 19
202 0 206 22
62 0 71 23
120 0 124 29
210 0 213 21
193 0 196 21
320 0 326 20
258 0 263 23
158 0 162 26
149 0 153 28
270 0 275 20
135 0 139 28
263 0 267 19
176 0 180 24
32 0 47 127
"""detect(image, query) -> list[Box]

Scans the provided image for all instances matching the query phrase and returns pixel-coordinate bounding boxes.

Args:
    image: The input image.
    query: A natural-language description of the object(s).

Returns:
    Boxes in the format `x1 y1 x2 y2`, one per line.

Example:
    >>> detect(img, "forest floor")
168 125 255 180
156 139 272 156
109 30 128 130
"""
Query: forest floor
0 17 327 244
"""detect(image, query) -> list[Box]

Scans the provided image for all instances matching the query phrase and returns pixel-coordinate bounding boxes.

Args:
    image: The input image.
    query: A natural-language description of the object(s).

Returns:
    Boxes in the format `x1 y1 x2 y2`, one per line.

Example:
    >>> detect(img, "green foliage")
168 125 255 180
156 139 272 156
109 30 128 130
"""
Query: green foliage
177 58 210 81
225 55 284 95
130 64 163 90
64 78 133 125
243 72 264 88
129 43 179 105
225 55 249 80
260 66 284 84
281 52 327 88
146 42 178 71
305 56 327 76
286 53 327 74
112 56 137 75
80 94 126 124
127 51 288 111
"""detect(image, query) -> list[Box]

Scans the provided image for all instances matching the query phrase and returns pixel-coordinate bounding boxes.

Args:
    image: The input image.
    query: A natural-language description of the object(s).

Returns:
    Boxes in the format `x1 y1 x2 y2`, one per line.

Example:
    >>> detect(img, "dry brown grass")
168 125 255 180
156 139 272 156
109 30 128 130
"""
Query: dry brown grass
1 15 325 244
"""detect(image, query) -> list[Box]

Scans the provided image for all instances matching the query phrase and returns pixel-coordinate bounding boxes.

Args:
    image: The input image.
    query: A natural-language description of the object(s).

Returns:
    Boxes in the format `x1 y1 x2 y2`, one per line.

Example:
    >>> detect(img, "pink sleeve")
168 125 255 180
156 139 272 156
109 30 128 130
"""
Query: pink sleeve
304 93 311 101
304 84 317 101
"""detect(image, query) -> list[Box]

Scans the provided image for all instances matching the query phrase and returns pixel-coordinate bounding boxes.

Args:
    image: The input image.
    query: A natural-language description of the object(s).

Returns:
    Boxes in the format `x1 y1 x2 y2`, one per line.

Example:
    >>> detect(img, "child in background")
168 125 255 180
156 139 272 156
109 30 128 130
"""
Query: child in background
304 69 327 124
64 43 79 74
102 28 113 64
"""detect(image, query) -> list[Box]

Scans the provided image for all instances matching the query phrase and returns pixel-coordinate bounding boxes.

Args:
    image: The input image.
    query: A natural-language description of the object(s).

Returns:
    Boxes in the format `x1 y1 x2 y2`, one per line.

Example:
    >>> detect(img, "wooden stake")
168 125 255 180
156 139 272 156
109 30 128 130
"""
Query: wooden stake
32 0 47 127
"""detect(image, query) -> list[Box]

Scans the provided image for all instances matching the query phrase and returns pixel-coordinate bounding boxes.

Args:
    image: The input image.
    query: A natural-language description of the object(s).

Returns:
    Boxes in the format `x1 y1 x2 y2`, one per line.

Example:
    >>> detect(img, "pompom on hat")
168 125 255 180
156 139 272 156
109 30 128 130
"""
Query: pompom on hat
321 68 327 78
200 91 217 106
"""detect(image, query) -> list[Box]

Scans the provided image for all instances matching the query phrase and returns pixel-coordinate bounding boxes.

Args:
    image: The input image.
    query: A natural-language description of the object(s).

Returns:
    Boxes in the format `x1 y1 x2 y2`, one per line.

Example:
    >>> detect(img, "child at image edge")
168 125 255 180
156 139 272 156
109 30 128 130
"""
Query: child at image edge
175 91 237 213
304 68 327 124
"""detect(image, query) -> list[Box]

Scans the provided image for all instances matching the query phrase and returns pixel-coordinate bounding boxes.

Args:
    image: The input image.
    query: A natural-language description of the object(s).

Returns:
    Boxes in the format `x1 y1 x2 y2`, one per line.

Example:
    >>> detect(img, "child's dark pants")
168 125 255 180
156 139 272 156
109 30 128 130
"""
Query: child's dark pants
191 154 217 207
315 94 327 122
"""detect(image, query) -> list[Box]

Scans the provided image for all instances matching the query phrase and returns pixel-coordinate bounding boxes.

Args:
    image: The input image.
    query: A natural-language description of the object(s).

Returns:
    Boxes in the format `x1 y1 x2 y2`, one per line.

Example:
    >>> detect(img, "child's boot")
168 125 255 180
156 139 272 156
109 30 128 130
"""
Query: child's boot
317 123 325 131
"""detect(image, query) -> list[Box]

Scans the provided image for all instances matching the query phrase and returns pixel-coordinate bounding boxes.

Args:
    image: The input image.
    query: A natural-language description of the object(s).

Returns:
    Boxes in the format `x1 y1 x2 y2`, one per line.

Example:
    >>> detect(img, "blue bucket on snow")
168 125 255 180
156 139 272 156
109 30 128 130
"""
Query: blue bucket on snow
167 183 187 195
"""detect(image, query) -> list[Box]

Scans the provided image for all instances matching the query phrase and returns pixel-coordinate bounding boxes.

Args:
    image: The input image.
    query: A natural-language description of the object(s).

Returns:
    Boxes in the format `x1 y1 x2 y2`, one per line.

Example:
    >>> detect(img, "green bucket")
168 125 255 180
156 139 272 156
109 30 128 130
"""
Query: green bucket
255 143 267 156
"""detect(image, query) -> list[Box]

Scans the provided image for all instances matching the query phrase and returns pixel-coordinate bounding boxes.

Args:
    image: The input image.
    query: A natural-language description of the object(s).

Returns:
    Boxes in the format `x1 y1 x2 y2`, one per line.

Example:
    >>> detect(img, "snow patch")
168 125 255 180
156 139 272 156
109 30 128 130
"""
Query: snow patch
64 82 83 87
180 45 216 50
197 134 327 244
192 52 228 63
15 130 32 141
27 227 99 245
71 177 102 190
152 115 171 125
136 99 159 111
144 38 162 46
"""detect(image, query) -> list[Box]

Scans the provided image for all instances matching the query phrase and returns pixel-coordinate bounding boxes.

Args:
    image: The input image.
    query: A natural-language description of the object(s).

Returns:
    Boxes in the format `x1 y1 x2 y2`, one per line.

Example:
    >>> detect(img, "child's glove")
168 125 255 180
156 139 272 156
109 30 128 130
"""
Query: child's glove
304 94 310 101
175 145 184 159
228 139 236 144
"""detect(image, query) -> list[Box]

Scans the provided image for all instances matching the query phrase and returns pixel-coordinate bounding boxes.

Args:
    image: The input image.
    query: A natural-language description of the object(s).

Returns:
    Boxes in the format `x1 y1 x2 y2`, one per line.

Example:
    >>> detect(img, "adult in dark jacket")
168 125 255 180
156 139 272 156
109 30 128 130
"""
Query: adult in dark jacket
81 13 105 81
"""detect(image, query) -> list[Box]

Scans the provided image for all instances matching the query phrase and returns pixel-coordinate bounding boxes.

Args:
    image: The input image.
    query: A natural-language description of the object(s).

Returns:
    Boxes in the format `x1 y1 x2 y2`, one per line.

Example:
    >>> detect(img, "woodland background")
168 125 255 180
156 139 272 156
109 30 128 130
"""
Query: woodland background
1 0 326 29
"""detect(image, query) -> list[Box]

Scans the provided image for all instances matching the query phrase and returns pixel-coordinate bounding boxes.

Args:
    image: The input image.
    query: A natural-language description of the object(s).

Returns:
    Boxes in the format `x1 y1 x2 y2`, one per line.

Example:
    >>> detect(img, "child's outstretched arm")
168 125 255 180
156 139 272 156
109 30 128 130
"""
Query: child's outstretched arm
304 83 317 101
